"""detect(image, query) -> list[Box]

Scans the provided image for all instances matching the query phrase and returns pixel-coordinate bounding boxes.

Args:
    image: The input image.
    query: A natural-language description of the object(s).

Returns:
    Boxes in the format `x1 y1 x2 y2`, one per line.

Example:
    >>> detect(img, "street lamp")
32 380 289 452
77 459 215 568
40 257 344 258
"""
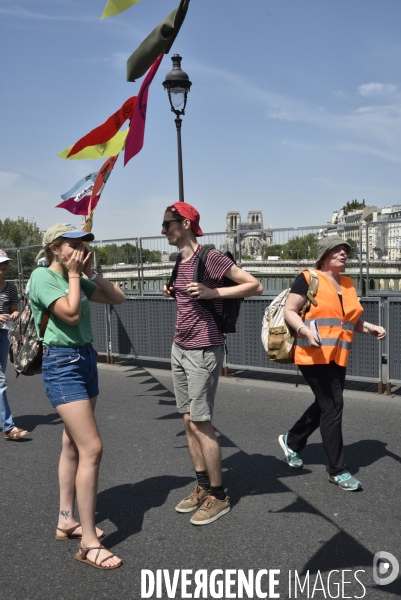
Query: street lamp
162 54 192 202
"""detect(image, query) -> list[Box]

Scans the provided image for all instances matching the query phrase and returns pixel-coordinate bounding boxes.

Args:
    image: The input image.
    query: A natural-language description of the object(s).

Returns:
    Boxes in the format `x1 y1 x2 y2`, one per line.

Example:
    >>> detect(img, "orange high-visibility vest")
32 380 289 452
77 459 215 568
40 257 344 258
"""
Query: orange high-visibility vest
294 270 363 367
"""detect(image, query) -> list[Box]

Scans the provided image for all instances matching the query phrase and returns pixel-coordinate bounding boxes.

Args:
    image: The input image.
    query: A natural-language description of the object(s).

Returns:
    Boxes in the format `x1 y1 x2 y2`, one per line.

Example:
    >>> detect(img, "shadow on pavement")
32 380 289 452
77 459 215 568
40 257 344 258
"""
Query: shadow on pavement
96 475 193 547
14 412 62 433
296 440 401 472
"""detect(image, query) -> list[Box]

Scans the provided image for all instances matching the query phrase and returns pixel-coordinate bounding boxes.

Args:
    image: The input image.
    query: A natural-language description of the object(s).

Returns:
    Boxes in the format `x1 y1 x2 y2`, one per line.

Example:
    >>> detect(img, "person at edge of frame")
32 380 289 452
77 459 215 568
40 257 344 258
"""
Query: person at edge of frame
0 249 29 440
162 202 263 525
280 235 386 491
29 223 125 570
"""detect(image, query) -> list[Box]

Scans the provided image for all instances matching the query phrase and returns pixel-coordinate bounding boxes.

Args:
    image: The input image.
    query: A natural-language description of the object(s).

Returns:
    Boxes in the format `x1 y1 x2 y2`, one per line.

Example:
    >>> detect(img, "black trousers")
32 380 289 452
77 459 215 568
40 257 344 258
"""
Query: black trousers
286 362 348 476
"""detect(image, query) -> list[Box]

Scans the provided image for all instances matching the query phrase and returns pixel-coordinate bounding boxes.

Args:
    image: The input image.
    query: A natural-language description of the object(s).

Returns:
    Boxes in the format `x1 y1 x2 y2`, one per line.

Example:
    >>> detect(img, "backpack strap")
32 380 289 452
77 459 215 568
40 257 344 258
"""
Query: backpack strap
168 254 180 291
299 268 319 316
194 247 225 332
168 246 209 293
306 268 318 307
193 246 213 283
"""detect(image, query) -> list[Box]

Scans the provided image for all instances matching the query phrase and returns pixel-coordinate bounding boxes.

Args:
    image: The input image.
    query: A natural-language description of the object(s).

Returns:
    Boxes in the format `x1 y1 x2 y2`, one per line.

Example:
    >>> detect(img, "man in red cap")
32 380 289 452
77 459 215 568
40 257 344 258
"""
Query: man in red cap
162 202 263 525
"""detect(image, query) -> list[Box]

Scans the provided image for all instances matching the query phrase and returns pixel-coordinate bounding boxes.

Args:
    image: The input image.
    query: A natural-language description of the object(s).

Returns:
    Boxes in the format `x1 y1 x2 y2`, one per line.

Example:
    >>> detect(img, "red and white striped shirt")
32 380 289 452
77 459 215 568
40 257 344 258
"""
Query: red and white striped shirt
173 246 234 349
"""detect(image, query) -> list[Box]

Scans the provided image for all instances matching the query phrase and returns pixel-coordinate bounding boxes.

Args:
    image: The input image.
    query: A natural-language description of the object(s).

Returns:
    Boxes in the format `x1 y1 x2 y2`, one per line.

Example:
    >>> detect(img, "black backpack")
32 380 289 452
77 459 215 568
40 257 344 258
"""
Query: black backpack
169 247 243 333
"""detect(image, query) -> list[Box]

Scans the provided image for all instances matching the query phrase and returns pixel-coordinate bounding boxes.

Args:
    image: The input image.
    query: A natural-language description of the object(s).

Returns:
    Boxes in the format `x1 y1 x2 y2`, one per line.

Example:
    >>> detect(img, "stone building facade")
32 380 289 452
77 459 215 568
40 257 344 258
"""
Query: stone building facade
224 210 273 257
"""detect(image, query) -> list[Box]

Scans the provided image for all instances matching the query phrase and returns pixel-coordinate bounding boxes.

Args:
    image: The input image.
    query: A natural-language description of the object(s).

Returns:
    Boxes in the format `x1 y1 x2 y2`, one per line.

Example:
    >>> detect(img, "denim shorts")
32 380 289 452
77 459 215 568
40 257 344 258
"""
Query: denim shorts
42 345 99 408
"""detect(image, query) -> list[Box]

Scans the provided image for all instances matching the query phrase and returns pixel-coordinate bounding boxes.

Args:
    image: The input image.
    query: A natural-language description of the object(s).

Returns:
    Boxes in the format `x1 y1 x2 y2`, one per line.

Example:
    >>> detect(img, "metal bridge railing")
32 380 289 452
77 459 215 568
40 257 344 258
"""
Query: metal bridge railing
90 296 397 395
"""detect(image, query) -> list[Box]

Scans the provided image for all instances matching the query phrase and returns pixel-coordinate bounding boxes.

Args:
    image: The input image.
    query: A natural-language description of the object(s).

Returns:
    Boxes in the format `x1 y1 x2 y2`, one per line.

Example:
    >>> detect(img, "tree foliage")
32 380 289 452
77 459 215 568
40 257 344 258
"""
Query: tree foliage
0 217 42 248
263 244 284 258
0 217 43 283
263 234 318 259
342 199 365 215
345 237 358 258
93 243 161 265
261 234 359 260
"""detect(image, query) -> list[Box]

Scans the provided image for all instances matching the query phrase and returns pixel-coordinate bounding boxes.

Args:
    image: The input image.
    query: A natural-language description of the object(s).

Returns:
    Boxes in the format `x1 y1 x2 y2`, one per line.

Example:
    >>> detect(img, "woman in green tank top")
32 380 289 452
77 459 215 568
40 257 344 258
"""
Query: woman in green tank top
30 224 125 570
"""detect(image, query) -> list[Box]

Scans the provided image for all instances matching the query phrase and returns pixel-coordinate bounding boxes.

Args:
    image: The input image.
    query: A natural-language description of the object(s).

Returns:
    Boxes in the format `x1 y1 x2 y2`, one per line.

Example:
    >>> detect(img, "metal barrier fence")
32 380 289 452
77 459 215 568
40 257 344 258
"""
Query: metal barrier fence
7 219 401 298
90 296 392 391
387 298 401 387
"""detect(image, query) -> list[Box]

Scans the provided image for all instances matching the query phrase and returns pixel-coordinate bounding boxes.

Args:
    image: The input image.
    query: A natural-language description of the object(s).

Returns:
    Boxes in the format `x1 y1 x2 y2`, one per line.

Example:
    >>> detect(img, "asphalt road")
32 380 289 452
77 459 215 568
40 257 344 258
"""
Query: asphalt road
1 358 400 600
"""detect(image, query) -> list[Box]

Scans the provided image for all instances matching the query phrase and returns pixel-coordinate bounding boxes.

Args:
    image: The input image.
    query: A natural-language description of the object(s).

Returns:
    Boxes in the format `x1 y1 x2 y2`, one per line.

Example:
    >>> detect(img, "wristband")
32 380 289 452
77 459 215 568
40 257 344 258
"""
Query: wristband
68 276 80 279
90 270 99 281
363 322 372 335
296 325 309 336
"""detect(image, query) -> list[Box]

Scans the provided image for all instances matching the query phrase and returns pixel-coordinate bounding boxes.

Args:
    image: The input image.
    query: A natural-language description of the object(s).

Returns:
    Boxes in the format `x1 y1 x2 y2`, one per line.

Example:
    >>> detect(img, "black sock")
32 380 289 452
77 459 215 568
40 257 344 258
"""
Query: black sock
196 471 210 491
210 484 226 500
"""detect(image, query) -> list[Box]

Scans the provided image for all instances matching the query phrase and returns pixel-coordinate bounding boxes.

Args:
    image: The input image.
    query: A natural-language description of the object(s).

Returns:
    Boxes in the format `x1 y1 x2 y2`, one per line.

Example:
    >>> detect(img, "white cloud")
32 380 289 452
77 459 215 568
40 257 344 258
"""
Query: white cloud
0 171 20 189
281 140 325 151
189 60 401 162
358 83 398 97
335 141 401 165
111 53 129 71
77 52 129 71
0 6 97 22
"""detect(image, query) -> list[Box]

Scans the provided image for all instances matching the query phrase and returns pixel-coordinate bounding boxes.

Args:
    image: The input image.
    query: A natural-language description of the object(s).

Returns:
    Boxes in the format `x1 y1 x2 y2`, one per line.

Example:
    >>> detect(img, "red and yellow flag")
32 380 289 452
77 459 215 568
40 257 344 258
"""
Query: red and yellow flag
58 129 128 160
67 98 136 158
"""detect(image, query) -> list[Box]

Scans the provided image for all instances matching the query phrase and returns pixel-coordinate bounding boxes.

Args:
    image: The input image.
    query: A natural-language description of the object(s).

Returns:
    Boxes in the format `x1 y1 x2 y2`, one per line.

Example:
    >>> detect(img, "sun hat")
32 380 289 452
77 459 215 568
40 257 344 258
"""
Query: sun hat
42 223 95 247
0 250 12 264
35 223 95 261
316 235 351 263
165 202 204 236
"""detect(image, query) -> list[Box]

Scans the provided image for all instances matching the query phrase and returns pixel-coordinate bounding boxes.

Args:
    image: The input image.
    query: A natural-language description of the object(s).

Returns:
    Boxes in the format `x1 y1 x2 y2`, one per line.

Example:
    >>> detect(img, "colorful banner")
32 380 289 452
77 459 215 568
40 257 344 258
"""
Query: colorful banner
83 210 95 233
58 129 128 160
124 54 163 166
67 97 136 158
55 194 101 216
101 0 142 19
88 155 119 215
126 0 190 82
60 173 98 200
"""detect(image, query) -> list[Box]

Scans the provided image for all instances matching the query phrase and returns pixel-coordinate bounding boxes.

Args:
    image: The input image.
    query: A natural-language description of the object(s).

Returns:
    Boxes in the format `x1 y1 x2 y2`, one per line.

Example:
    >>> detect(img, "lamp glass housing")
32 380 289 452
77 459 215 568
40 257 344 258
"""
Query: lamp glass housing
170 89 186 108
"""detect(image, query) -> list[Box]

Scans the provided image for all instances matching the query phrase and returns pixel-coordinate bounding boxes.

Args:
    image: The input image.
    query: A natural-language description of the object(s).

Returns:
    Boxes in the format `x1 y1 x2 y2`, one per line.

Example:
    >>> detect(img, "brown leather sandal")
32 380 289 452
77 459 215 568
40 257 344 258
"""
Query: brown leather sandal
55 524 105 541
4 427 29 440
74 544 122 570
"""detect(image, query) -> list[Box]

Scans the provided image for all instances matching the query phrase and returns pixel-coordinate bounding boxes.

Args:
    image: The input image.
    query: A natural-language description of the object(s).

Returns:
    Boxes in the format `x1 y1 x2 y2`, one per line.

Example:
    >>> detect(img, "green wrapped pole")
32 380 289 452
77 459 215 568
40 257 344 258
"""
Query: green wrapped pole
126 0 190 82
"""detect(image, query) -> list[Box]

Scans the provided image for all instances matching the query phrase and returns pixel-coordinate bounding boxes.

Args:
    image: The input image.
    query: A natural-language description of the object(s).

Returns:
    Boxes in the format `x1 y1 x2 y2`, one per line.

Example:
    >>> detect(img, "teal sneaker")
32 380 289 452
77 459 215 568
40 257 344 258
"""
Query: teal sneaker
278 434 303 468
328 472 362 491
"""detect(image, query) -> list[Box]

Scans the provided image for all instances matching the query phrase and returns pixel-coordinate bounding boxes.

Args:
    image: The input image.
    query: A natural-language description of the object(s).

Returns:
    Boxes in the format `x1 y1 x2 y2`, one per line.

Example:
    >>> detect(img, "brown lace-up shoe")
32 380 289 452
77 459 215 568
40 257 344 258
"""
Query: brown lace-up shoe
175 485 210 513
190 495 231 525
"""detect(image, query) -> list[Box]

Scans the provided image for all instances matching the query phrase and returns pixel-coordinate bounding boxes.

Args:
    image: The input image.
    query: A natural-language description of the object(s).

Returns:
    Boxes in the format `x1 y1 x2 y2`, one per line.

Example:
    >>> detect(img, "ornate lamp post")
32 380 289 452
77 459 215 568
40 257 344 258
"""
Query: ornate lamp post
162 54 192 202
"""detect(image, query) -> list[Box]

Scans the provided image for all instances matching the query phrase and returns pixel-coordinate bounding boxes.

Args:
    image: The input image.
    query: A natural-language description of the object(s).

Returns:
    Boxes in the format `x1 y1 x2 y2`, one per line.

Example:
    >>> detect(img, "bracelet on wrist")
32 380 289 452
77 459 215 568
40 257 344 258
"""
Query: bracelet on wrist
68 276 81 279
363 322 372 335
296 325 309 336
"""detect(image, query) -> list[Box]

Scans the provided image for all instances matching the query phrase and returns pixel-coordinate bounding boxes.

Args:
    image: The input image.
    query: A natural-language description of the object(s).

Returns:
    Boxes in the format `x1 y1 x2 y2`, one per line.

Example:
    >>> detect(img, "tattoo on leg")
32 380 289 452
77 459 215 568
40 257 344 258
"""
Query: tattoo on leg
60 510 70 520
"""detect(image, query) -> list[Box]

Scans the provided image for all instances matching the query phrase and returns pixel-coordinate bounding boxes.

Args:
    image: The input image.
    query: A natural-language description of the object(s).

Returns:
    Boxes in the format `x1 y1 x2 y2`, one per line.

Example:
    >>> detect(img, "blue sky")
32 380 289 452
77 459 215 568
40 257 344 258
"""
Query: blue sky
1 0 401 240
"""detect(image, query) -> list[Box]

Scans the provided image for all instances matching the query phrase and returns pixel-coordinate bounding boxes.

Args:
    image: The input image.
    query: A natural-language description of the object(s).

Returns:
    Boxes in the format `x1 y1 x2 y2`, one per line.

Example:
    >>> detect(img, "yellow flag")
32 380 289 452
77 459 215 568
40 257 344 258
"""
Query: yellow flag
83 210 95 233
58 129 128 160
101 0 141 19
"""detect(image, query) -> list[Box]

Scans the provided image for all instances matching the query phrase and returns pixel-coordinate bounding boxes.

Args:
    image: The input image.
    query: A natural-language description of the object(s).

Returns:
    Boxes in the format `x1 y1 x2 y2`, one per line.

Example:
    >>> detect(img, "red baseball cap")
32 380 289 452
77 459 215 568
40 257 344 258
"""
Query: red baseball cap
166 202 204 237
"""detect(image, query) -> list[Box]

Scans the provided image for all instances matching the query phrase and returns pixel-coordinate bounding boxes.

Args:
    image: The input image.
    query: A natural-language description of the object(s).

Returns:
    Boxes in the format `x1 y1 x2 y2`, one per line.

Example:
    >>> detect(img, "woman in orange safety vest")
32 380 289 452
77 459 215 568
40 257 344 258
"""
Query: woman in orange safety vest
280 235 386 491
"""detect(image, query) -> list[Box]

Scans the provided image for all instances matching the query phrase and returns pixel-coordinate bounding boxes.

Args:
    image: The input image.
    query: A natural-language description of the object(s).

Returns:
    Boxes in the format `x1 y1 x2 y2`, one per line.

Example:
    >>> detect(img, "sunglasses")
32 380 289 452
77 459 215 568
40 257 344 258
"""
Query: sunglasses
162 219 184 230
